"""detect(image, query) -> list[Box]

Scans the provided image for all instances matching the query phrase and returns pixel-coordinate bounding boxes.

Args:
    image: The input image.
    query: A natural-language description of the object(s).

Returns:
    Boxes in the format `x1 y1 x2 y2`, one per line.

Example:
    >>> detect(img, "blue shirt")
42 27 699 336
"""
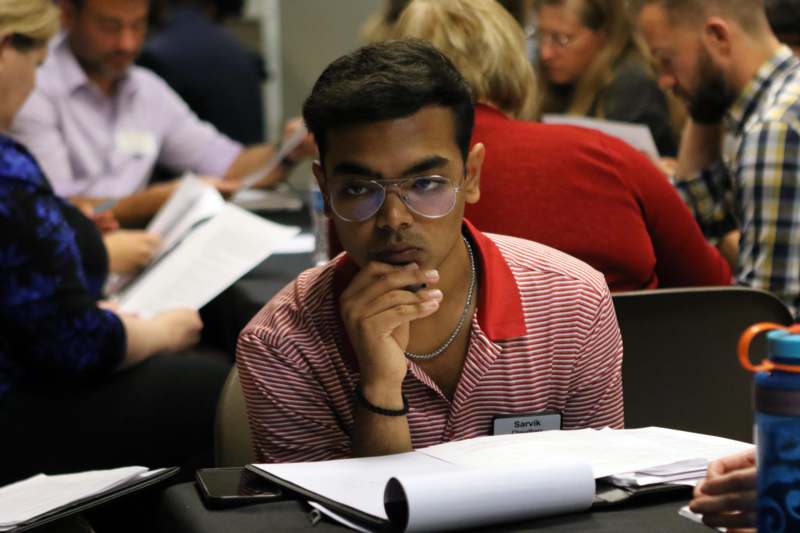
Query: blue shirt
0 135 125 397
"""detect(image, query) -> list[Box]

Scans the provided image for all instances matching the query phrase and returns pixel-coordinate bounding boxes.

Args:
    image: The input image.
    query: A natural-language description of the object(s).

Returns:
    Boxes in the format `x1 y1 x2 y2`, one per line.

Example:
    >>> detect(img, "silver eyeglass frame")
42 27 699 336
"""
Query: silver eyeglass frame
329 175 462 223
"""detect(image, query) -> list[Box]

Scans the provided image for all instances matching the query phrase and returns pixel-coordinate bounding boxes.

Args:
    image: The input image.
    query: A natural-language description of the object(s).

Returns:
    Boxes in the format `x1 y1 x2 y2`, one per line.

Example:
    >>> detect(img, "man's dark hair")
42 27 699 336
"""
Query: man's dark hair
302 39 475 166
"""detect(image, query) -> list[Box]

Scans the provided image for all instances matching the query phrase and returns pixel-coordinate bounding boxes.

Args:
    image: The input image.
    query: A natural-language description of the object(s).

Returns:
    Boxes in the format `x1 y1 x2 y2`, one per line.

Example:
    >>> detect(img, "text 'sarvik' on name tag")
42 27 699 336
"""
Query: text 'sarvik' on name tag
492 412 562 435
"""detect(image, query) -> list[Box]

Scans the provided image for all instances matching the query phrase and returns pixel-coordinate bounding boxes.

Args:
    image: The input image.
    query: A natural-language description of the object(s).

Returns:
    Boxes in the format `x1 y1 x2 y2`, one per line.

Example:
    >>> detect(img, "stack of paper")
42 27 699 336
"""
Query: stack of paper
0 467 154 531
608 458 709 488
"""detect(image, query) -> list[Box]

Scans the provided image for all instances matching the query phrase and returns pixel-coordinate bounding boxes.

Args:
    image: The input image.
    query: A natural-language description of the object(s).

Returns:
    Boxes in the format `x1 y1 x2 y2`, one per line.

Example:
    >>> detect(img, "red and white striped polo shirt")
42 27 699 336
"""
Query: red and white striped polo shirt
237 221 624 463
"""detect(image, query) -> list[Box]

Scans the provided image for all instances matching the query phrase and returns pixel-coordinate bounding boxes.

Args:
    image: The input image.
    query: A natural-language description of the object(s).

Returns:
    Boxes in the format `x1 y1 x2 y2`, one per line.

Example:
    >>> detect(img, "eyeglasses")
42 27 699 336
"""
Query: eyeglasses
527 28 576 49
329 175 461 222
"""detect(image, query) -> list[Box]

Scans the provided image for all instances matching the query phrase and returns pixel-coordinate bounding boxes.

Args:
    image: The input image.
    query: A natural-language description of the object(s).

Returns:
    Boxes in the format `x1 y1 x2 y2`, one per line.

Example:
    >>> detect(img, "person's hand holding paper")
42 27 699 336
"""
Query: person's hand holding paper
105 230 161 274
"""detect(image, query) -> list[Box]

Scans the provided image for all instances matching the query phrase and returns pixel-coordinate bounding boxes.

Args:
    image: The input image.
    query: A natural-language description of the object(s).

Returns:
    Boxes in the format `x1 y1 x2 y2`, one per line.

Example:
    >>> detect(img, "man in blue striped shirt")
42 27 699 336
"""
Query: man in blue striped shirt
638 0 800 319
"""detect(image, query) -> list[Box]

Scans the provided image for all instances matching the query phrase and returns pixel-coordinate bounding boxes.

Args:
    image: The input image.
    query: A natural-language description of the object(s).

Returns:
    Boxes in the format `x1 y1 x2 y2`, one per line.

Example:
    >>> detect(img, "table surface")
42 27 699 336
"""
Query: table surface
156 482 711 533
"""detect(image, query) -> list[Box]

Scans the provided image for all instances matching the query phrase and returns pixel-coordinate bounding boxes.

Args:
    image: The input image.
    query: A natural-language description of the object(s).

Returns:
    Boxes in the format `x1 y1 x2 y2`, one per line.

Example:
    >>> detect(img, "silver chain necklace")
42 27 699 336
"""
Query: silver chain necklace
405 235 476 362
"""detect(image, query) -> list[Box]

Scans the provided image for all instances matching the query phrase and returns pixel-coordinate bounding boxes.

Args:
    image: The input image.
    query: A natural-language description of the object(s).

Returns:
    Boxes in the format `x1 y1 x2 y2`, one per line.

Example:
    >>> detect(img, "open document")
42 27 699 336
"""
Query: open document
248 427 752 532
118 203 299 317
542 114 661 160
111 174 300 316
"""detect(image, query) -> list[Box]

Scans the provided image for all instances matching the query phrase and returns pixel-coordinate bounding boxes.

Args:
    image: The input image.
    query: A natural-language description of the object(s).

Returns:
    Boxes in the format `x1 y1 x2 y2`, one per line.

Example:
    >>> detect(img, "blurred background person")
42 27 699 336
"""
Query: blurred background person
10 0 312 228
393 0 732 291
765 0 800 56
139 0 266 145
0 0 229 487
360 0 410 43
532 0 679 156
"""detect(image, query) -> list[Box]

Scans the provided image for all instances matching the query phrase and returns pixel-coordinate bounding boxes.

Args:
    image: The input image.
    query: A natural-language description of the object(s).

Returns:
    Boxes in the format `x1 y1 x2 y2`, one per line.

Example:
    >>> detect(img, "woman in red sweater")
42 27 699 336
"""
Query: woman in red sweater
393 0 731 291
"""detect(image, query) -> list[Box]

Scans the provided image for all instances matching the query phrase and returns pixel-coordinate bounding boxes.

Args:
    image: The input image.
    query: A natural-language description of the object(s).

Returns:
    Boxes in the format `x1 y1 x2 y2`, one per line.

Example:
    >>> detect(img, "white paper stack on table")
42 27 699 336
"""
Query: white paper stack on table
541 114 661 160
110 175 301 317
248 427 752 532
0 467 172 532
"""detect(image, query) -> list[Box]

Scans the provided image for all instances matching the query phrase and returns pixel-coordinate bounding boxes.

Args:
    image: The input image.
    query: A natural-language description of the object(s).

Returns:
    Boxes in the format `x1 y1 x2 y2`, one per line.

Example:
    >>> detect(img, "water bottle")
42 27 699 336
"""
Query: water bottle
739 323 800 533
309 181 329 266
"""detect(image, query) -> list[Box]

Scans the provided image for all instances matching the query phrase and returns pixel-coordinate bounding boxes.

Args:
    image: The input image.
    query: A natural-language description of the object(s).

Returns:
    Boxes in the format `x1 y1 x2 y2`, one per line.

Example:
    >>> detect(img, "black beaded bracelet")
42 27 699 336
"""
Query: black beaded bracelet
355 386 409 417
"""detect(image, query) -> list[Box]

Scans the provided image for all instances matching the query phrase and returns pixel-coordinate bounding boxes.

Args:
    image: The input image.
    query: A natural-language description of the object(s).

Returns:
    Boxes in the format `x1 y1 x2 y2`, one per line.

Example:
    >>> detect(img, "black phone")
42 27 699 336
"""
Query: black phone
195 467 283 509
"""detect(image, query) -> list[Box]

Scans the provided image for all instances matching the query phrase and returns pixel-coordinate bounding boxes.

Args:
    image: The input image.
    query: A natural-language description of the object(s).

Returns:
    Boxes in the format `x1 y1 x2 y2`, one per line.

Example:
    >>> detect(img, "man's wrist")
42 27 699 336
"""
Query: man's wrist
280 155 297 170
355 384 408 416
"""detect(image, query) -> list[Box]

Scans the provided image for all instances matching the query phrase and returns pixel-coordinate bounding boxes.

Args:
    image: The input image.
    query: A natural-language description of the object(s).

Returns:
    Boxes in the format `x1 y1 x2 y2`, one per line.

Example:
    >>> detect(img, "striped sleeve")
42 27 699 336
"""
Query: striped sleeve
237 325 352 463
564 283 624 430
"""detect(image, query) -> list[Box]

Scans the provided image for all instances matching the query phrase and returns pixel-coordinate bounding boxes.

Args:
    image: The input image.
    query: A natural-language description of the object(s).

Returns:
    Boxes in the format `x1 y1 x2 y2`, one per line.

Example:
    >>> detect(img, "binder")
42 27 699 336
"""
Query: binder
3 467 179 532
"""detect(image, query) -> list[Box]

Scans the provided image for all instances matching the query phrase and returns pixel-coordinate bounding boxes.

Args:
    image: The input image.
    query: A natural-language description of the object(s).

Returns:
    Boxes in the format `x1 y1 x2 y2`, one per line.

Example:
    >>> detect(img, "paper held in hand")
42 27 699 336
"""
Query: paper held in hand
248 427 753 532
231 123 309 199
112 175 300 317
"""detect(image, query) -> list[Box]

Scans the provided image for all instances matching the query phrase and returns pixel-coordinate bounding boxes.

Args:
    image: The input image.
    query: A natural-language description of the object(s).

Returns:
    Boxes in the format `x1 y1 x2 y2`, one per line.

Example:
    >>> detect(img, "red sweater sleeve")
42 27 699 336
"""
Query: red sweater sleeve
610 138 732 287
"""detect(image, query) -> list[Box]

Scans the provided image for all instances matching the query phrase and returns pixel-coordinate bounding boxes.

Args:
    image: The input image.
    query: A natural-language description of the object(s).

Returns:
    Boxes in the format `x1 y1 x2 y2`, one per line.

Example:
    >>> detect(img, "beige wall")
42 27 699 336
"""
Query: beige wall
280 1 378 118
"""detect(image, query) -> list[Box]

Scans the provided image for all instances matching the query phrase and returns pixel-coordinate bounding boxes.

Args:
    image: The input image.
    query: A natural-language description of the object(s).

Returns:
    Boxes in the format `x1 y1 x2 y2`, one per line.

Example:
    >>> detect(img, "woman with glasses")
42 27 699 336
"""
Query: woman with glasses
0 0 229 488
394 0 732 291
532 0 678 156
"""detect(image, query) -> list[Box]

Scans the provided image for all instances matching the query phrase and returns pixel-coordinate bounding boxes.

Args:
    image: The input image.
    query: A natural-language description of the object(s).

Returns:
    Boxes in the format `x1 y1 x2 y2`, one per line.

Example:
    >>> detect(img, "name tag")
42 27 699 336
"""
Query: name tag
492 412 562 435
115 129 157 159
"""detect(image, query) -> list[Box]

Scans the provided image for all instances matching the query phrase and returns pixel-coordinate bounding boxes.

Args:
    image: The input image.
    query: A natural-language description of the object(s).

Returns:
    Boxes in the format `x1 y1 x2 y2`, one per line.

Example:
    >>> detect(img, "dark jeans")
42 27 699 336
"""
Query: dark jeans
0 353 230 486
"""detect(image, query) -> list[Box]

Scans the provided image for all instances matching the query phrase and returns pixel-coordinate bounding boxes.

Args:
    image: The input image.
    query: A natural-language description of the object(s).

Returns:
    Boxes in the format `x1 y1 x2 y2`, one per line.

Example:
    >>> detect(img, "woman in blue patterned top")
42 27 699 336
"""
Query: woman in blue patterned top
0 0 229 486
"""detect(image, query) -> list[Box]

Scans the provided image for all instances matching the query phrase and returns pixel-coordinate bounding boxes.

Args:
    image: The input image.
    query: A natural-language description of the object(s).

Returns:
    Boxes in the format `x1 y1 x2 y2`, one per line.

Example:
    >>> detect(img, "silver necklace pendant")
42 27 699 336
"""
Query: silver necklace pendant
405 235 476 362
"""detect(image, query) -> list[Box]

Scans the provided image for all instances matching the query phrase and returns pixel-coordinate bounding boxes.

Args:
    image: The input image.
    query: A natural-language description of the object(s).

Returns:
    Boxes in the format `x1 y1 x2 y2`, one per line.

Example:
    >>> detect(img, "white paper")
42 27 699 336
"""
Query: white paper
273 233 315 255
106 176 224 295
232 124 308 197
0 466 147 528
231 186 303 212
418 427 752 479
386 463 593 532
119 204 300 317
146 174 225 260
257 452 455 520
251 428 751 533
542 114 661 159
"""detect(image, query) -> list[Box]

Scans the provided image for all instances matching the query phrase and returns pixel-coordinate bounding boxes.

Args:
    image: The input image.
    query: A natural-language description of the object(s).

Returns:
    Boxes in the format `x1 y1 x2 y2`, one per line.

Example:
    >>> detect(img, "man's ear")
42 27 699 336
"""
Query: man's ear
312 161 333 217
463 143 484 205
702 16 733 63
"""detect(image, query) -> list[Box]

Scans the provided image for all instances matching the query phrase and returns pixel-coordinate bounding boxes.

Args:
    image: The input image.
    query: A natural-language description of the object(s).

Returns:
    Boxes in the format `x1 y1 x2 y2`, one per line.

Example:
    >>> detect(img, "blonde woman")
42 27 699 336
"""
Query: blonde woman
533 0 678 155
0 0 228 486
394 0 732 291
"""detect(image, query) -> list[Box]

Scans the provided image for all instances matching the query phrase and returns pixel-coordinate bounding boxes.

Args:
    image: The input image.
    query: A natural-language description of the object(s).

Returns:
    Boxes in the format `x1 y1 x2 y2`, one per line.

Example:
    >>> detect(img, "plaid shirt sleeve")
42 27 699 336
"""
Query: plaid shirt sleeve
674 159 739 240
735 121 800 316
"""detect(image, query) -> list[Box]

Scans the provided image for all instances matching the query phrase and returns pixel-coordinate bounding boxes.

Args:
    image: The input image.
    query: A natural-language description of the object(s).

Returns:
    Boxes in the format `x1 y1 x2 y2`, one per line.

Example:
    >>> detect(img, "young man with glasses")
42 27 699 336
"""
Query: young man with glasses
236 40 623 463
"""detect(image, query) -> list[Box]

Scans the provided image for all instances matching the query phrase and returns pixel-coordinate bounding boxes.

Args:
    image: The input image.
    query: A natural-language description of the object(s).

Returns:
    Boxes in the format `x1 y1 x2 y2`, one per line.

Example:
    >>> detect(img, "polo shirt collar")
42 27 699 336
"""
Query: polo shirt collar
727 45 798 134
331 220 526 369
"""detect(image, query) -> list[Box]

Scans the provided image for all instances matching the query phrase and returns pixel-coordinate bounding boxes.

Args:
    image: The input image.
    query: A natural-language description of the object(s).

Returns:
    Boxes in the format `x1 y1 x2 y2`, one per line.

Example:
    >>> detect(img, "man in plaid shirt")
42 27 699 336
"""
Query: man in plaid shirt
638 0 800 318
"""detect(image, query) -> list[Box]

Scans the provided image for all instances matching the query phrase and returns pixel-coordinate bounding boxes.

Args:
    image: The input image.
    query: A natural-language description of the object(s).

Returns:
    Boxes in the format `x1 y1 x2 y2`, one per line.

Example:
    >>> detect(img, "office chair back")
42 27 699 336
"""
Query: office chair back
613 286 793 443
215 367 257 466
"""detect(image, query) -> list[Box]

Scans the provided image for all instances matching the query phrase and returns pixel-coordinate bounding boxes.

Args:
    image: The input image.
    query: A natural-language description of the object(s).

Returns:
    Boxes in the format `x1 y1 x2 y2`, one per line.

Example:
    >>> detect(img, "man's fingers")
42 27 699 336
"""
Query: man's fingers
702 467 757 496
700 510 756 530
690 490 758 515
342 262 438 304
356 289 443 321
360 299 441 337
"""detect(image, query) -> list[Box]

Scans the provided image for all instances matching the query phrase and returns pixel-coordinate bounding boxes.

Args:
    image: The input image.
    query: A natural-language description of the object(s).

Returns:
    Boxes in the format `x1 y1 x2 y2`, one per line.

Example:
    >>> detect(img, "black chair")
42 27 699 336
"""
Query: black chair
612 286 793 442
